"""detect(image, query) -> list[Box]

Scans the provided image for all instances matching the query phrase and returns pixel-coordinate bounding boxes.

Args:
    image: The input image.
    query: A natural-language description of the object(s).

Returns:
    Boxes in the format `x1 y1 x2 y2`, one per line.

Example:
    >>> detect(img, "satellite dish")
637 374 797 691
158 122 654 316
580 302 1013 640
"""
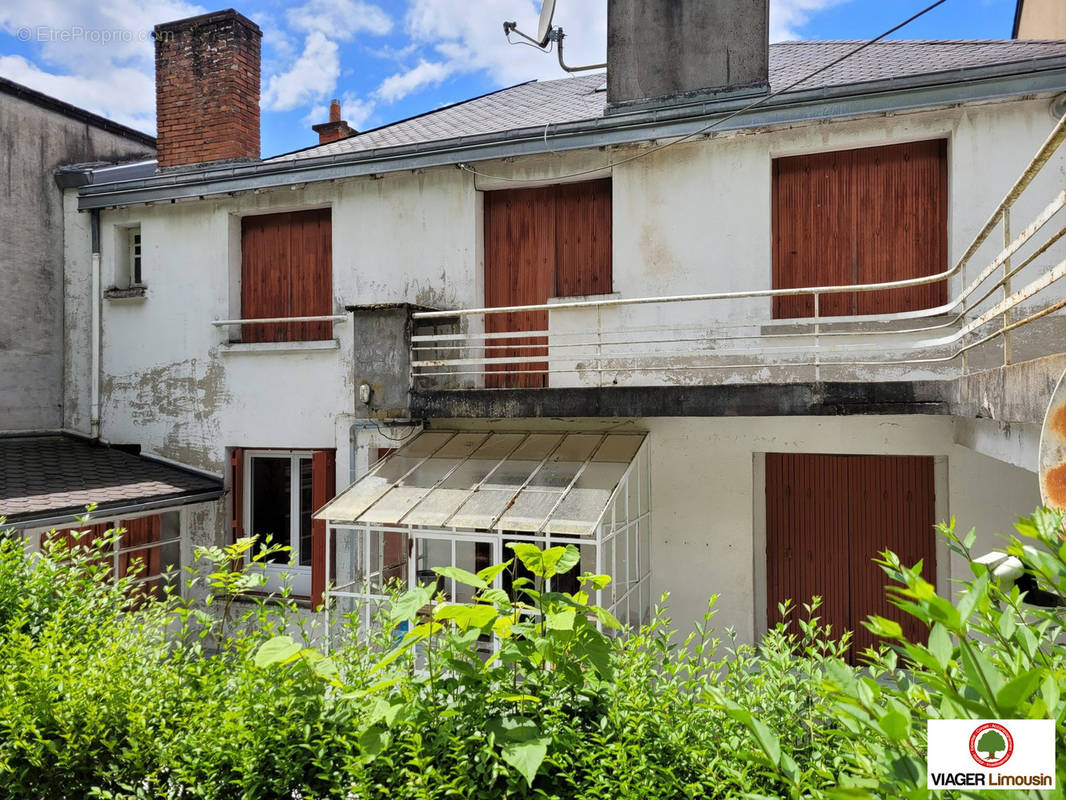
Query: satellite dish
536 0 557 46
1038 367 1066 512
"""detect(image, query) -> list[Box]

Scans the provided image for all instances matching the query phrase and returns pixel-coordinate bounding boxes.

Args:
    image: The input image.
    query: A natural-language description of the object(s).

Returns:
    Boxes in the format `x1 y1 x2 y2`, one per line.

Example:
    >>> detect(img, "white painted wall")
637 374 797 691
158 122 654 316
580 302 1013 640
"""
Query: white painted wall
60 94 1060 609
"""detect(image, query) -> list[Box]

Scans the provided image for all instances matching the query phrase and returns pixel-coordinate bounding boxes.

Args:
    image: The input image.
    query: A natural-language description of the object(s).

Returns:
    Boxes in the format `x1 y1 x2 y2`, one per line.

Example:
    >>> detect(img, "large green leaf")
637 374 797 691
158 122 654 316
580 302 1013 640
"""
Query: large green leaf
501 738 548 788
253 635 302 668
433 565 487 590
996 668 1044 710
927 623 952 670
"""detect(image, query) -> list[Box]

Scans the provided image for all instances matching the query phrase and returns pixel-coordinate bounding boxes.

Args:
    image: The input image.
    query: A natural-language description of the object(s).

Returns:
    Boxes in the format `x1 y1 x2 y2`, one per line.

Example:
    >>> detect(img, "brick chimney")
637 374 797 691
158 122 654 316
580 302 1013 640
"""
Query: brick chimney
607 0 768 111
312 99 356 145
153 9 262 169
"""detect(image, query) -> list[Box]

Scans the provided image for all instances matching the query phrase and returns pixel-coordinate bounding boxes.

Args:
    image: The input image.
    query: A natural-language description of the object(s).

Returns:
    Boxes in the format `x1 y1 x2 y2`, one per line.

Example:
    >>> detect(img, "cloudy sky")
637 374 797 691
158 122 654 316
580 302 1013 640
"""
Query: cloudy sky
0 0 1017 157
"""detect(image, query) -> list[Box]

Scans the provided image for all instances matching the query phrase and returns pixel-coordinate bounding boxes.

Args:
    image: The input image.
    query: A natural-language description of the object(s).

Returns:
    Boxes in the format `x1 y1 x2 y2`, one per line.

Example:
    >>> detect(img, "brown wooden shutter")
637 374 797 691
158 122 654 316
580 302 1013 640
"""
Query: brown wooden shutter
483 180 612 388
555 179 612 298
772 141 946 319
311 449 337 609
241 209 332 342
765 453 936 663
230 447 244 543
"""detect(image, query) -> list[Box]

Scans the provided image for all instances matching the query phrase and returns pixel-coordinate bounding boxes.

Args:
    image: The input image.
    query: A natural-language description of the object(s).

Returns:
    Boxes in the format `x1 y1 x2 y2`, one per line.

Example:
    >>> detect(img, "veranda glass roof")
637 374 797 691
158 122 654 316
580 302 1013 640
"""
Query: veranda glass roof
314 431 646 536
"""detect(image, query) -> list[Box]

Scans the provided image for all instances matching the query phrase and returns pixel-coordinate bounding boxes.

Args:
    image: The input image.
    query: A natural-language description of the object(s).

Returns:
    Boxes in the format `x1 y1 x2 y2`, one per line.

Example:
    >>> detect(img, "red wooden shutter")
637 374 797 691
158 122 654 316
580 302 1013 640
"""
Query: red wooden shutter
289 208 333 341
555 179 612 299
311 449 337 609
484 187 555 388
230 447 244 543
852 141 948 315
765 453 852 646
772 141 947 319
483 180 612 389
241 210 332 342
846 455 936 655
765 453 936 663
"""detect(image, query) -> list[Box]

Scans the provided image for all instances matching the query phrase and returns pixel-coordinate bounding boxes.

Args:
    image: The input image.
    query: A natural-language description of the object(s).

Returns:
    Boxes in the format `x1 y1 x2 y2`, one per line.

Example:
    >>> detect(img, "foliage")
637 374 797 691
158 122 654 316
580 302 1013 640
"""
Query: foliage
0 509 1064 798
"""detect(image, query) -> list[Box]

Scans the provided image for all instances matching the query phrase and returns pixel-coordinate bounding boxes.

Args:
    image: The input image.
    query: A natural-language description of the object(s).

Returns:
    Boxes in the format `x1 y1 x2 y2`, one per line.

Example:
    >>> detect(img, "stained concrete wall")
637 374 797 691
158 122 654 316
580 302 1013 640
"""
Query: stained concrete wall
607 0 768 107
1 91 152 431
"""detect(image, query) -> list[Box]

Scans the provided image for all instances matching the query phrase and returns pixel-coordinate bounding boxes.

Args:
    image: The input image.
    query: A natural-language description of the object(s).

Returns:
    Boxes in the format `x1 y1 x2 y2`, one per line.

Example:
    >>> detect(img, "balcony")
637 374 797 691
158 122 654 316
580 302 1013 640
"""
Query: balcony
410 116 1066 421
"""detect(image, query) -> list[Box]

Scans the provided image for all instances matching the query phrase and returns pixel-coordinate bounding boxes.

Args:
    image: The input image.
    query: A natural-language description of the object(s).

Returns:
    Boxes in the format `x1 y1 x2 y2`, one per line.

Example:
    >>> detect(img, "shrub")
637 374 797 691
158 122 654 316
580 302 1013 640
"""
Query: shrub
0 509 1063 798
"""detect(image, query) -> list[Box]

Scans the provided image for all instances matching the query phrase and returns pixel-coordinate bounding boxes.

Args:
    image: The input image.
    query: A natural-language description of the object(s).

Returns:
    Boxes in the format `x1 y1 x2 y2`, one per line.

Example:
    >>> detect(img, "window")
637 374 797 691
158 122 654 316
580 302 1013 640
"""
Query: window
771 140 947 318
232 447 336 601
129 228 143 285
240 209 332 342
111 225 144 291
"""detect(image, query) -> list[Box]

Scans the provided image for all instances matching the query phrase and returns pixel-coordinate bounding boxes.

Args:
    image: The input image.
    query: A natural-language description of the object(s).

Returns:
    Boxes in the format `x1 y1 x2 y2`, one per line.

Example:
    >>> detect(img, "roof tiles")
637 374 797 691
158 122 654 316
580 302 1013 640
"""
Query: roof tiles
270 40 1066 164
0 436 223 526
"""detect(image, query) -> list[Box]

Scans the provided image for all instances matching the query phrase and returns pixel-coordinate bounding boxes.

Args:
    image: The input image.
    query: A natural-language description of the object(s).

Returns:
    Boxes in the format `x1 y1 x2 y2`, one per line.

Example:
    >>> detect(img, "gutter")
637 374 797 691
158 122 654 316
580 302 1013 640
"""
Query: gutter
5 489 226 532
76 57 1066 211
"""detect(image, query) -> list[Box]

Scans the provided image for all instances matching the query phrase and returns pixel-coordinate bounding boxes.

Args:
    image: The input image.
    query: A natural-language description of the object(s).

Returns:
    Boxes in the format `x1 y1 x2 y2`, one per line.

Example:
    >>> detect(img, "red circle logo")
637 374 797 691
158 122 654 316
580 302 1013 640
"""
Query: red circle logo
969 722 1014 768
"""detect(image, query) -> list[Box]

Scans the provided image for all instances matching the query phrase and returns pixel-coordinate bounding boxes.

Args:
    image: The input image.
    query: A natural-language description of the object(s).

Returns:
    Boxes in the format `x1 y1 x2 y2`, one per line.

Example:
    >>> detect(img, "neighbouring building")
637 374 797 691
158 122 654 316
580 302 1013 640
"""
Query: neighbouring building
1013 0 1066 39
38 1 1066 657
0 77 223 587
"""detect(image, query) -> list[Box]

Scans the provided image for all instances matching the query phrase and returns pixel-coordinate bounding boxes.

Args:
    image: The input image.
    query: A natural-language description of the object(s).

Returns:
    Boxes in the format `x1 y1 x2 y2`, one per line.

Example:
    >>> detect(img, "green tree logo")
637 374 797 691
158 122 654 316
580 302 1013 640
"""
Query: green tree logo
968 723 1014 768
977 729 1006 760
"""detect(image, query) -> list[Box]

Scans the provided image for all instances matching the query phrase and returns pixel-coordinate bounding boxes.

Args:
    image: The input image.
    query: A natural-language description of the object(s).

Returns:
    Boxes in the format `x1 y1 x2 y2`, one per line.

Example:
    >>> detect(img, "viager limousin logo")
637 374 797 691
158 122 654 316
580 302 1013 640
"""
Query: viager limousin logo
928 719 1055 790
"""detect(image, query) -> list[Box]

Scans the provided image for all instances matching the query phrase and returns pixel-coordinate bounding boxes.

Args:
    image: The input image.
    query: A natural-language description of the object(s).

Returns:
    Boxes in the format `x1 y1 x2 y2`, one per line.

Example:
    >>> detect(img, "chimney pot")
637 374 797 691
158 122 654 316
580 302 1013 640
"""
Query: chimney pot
312 100 357 145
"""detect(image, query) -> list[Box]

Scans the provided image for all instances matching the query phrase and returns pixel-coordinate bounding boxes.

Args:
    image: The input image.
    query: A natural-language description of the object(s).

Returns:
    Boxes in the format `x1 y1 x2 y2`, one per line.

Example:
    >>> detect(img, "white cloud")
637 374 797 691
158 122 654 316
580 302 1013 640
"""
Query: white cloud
263 31 341 111
286 0 392 40
0 0 205 133
389 0 850 108
375 59 452 102
771 0 851 41
0 53 156 130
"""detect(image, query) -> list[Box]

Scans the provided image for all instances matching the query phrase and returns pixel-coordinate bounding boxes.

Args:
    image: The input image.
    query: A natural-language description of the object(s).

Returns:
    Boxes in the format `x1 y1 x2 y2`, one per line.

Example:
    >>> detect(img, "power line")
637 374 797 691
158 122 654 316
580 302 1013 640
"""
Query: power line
459 0 950 183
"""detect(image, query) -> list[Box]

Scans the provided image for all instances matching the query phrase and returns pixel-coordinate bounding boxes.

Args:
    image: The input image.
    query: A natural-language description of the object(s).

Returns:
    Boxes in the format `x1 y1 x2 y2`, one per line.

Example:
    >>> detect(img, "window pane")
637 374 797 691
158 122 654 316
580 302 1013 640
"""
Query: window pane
250 456 291 563
298 457 313 567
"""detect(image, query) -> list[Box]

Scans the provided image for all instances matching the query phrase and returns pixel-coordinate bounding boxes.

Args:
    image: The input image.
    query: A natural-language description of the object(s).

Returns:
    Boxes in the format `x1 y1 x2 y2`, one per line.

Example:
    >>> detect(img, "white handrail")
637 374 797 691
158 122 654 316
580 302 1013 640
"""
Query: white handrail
212 314 347 326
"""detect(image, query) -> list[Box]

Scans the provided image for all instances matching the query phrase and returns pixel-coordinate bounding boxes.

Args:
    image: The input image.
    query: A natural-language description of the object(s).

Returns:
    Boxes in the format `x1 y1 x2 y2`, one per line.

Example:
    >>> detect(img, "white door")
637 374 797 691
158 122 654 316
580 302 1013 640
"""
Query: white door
244 450 313 596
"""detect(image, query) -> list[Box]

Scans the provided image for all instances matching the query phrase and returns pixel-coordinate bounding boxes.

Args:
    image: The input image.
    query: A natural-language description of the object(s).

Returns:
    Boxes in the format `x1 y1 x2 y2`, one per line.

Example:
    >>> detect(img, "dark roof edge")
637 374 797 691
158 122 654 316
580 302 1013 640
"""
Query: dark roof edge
1013 0 1025 39
3 488 225 530
77 56 1066 210
0 76 156 148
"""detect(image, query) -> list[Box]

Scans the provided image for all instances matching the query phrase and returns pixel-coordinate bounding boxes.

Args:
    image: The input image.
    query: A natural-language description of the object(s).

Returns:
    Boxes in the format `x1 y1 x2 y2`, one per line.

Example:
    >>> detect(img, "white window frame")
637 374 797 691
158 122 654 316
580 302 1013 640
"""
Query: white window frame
128 226 143 286
243 449 314 596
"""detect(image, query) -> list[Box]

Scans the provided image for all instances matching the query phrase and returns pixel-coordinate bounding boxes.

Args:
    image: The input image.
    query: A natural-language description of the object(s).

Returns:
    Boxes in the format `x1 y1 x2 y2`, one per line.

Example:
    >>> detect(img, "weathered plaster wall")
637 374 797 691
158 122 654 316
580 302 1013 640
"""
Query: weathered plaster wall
64 95 1062 583
1 93 152 430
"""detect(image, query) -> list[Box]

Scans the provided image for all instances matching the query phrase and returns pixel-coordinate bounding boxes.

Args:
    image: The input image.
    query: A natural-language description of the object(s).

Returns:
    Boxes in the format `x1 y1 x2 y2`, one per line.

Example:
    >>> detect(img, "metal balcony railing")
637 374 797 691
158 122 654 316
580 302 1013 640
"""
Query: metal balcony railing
411 115 1066 390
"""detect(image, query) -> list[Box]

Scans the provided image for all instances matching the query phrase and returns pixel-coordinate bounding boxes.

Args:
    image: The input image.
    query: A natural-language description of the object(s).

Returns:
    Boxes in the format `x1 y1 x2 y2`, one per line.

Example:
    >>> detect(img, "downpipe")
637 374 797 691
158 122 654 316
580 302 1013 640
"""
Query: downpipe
90 209 101 440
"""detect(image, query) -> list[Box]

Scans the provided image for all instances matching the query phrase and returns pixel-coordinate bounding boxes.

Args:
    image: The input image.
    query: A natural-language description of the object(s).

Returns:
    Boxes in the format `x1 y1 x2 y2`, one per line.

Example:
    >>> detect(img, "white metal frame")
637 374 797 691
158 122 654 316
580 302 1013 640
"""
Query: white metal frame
243 449 315 596
411 114 1066 387
324 437 652 643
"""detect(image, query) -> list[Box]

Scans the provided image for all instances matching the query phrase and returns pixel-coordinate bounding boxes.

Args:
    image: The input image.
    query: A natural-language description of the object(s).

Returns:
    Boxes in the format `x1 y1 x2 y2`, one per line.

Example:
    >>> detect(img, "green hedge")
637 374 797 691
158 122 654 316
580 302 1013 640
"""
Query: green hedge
0 510 1064 799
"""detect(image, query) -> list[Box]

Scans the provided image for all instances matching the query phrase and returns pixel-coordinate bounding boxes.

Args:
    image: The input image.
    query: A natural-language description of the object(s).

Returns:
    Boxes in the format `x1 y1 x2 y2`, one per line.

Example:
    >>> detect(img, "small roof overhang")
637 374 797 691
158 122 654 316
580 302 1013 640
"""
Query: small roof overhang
0 434 224 530
315 430 646 536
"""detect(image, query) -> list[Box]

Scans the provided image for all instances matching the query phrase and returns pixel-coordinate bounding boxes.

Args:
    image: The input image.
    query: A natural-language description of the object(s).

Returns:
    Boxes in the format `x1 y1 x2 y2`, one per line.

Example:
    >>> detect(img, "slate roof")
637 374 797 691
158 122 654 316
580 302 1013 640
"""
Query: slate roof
0 435 223 526
270 40 1066 163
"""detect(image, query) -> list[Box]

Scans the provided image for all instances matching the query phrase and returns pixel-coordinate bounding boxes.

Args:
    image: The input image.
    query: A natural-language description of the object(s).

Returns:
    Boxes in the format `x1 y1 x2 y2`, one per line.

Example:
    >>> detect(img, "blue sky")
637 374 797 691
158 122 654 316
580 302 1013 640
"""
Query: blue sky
0 0 1018 158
